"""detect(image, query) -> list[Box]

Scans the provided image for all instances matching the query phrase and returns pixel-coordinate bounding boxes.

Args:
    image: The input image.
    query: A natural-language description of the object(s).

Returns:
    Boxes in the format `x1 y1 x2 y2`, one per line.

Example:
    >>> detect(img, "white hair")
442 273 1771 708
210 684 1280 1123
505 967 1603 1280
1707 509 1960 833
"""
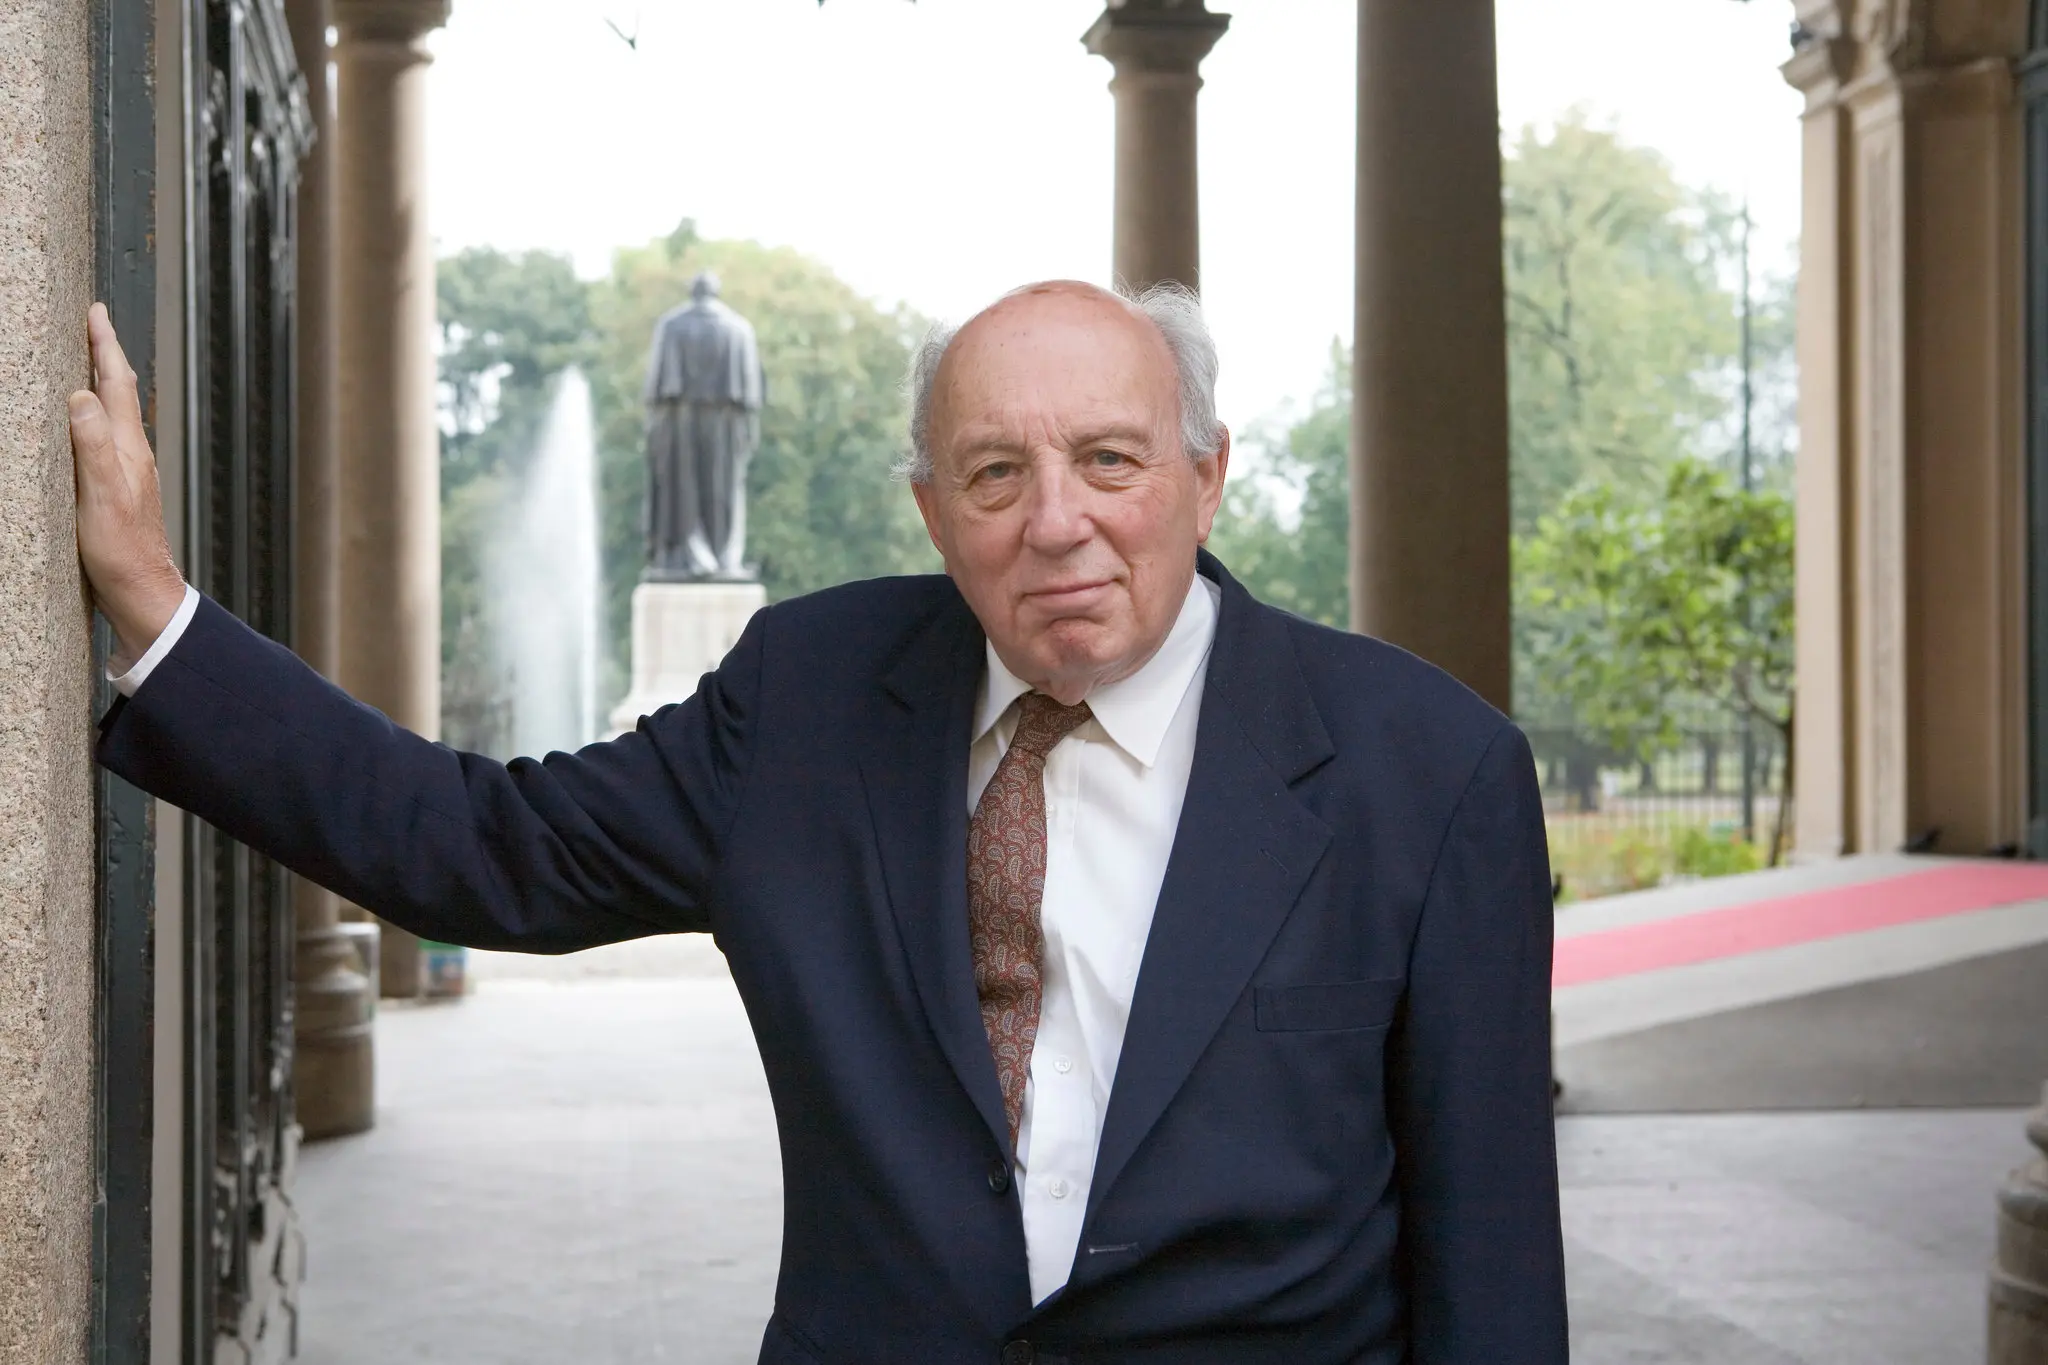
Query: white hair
896 281 1225 484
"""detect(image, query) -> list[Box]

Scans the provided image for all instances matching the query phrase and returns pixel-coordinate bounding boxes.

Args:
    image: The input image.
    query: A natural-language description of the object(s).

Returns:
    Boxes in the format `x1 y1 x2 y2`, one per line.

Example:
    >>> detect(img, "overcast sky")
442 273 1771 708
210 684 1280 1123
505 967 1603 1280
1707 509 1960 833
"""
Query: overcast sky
424 0 1802 437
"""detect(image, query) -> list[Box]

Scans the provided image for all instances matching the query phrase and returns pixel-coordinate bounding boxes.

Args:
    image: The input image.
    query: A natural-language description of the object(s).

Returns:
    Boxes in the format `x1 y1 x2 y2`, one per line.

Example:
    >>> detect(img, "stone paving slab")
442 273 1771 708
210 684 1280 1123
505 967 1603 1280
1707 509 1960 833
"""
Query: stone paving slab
292 951 2031 1364
1557 940 2048 1111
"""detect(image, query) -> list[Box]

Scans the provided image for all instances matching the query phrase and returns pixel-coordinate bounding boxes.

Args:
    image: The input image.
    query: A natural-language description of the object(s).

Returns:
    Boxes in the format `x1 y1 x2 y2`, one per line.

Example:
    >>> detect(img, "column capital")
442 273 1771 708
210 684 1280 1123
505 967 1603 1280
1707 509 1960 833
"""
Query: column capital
333 0 450 45
1782 28 1856 110
1082 1 1230 77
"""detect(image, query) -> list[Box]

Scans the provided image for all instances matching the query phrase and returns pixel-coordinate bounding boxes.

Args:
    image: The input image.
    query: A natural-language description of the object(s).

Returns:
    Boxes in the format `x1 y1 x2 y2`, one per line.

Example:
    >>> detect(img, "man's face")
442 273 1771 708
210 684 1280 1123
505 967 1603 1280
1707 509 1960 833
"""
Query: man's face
913 284 1229 705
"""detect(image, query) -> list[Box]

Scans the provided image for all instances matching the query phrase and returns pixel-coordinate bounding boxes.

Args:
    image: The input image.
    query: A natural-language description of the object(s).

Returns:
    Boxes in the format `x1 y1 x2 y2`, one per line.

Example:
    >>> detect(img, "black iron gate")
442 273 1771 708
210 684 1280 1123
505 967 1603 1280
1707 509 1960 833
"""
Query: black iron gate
179 1 313 1359
91 0 160 1360
2028 0 2048 858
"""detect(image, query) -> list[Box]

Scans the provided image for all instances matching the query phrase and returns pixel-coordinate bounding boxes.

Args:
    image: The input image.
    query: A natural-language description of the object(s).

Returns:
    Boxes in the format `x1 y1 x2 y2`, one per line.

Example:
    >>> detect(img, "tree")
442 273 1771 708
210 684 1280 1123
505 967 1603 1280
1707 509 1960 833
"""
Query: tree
1515 459 1795 855
1217 118 1793 638
437 247 598 753
1207 342 1350 627
1502 112 1767 532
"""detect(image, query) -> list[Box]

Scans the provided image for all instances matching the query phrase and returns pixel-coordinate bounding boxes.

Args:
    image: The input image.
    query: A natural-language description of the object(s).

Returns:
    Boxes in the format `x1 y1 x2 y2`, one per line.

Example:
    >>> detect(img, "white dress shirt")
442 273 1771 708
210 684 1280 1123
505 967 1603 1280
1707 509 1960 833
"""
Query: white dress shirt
110 582 200 696
116 573 1222 1306
969 573 1219 1305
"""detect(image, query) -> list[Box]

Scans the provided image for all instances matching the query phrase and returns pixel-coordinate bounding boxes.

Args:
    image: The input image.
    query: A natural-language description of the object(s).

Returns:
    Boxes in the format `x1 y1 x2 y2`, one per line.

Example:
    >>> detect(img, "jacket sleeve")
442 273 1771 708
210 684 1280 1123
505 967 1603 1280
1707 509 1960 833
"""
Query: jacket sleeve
96 594 765 952
1387 722 1568 1362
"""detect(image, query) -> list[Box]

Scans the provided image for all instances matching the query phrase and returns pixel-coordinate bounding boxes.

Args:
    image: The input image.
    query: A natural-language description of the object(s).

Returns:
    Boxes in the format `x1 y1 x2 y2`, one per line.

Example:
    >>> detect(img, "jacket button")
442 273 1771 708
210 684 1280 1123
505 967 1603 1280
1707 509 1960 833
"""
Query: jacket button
987 1159 1011 1195
1000 1341 1034 1365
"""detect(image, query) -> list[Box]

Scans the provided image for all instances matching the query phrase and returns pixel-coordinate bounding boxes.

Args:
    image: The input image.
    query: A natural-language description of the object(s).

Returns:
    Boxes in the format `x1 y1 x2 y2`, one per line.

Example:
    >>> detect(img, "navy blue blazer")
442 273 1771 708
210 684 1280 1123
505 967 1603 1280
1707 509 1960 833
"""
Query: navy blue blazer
99 551 1566 1364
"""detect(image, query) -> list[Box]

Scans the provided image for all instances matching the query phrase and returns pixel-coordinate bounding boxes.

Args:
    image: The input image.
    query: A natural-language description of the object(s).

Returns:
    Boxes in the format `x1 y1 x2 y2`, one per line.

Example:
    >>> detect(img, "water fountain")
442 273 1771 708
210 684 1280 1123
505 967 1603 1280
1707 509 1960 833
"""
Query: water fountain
491 366 604 759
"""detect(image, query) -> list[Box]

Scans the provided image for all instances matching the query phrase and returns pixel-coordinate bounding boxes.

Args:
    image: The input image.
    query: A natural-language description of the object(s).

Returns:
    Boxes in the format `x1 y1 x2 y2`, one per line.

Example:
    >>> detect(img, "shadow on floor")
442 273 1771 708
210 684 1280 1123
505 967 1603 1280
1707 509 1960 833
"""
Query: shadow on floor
1557 941 2048 1113
290 939 2030 1364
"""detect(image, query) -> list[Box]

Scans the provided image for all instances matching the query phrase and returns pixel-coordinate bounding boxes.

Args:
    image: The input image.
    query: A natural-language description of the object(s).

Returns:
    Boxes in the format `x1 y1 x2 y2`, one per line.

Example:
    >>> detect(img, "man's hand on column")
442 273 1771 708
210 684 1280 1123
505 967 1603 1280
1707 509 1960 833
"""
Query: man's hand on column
69 303 187 664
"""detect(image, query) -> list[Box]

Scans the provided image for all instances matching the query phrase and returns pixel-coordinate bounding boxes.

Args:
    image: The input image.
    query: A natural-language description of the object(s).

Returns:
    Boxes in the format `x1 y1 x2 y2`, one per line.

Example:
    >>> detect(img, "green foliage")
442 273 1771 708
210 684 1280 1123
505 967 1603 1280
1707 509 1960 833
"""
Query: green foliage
1207 342 1350 627
440 247 598 490
1514 458 1794 759
438 248 599 751
1549 824 1674 902
1216 117 1793 647
1549 820 1766 902
1503 112 1761 531
1670 825 1766 880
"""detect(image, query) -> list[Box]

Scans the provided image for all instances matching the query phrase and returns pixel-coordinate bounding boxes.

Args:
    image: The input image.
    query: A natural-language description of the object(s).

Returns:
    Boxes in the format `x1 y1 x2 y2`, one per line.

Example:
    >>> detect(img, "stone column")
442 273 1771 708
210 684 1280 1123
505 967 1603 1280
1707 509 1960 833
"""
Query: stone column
1783 8 1859 861
1992 1085 2048 1362
1082 0 1230 293
288 0 375 1135
334 0 450 999
1347 0 1512 711
1783 2 2027 858
0 1 97 1358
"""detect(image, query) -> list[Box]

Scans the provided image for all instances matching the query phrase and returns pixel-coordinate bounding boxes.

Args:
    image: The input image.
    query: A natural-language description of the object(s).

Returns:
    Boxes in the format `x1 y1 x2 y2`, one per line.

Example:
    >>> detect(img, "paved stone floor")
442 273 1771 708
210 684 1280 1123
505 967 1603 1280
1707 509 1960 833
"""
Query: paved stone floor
292 942 2033 1364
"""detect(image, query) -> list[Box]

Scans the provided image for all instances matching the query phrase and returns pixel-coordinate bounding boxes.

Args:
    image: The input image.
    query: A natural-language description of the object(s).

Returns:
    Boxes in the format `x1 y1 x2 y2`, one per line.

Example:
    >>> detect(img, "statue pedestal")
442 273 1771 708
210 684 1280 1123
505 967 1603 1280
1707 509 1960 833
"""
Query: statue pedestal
607 580 767 736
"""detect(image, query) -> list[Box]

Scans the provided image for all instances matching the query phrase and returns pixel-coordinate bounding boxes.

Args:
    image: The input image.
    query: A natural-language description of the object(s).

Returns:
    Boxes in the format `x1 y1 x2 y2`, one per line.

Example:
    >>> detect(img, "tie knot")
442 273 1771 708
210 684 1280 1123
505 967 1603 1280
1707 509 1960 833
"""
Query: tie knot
1010 692 1092 759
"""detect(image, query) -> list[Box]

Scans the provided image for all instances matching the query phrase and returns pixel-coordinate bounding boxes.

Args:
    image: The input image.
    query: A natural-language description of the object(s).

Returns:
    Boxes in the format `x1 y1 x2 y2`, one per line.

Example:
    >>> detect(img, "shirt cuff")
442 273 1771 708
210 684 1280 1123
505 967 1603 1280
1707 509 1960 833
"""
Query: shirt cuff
109 583 201 697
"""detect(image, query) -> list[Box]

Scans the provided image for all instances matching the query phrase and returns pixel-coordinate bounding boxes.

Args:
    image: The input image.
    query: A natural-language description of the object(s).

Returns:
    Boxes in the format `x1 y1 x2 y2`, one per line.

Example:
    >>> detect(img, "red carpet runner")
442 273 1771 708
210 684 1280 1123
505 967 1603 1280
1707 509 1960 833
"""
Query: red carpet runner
1552 861 2048 989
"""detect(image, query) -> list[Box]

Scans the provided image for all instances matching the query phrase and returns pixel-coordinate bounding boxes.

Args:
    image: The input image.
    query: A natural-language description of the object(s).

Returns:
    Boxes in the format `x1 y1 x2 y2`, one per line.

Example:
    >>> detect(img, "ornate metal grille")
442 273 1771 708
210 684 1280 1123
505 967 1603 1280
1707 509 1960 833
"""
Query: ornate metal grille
2028 1 2048 857
180 2 313 1360
91 0 159 1360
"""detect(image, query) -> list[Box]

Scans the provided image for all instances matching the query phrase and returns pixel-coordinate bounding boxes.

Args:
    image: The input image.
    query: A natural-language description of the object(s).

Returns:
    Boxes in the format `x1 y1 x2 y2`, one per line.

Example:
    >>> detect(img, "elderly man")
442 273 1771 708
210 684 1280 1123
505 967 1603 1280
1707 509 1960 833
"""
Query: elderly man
70 282 1565 1363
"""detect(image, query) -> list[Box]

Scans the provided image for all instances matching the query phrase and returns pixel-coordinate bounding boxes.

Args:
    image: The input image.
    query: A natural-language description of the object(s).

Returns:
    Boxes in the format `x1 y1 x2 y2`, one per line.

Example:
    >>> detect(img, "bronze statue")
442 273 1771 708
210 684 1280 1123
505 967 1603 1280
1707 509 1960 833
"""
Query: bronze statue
642 271 765 581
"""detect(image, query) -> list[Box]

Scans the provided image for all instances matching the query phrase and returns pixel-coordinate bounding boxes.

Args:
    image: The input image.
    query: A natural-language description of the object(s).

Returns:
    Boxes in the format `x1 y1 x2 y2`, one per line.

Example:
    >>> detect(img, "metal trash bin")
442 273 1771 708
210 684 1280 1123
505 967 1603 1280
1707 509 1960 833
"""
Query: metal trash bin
422 941 469 999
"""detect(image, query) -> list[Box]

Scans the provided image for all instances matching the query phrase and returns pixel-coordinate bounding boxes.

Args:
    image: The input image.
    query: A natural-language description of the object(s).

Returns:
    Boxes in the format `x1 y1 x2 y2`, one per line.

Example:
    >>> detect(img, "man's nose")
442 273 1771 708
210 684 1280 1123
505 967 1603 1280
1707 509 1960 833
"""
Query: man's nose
1020 461 1092 554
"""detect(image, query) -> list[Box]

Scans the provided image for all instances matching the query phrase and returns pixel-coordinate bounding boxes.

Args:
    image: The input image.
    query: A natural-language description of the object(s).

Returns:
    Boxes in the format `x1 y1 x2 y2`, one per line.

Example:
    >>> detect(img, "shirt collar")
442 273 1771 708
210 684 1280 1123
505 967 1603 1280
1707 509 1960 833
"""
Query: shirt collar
972 572 1220 769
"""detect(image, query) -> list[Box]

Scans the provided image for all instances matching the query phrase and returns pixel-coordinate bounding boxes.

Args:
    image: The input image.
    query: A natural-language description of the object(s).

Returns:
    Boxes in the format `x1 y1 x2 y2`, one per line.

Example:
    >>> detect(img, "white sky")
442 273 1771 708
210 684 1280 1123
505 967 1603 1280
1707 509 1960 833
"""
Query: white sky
425 0 1803 437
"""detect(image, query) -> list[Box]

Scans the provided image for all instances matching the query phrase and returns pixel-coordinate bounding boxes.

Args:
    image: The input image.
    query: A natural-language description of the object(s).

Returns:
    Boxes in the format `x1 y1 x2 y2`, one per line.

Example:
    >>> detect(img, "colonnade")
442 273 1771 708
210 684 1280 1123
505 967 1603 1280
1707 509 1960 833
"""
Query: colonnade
282 0 1518 1135
287 0 449 1138
1085 0 1513 710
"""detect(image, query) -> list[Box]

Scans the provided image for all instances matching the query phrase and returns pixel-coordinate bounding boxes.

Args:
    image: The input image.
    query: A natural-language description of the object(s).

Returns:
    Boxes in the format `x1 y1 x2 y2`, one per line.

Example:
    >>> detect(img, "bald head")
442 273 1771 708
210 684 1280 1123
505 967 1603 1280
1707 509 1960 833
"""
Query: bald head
902 280 1224 486
905 280 1232 705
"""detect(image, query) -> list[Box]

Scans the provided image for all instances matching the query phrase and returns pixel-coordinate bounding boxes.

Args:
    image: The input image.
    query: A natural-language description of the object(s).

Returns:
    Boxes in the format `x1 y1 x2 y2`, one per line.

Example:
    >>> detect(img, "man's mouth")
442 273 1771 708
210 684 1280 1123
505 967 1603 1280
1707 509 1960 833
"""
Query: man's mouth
1024 580 1115 611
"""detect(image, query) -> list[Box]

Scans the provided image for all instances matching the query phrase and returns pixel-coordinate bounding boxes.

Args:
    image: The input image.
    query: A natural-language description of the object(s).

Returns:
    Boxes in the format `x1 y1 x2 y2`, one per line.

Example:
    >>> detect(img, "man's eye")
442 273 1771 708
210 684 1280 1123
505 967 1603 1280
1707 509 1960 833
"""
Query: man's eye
1090 450 1128 468
976 461 1016 481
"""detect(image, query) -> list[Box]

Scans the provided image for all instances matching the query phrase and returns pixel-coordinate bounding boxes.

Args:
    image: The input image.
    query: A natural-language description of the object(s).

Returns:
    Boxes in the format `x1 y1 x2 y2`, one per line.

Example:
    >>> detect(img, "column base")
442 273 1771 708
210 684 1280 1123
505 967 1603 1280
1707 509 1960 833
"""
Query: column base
294 924 375 1139
379 920 423 1000
296 1025 375 1139
1990 1084 2048 1363
607 580 767 737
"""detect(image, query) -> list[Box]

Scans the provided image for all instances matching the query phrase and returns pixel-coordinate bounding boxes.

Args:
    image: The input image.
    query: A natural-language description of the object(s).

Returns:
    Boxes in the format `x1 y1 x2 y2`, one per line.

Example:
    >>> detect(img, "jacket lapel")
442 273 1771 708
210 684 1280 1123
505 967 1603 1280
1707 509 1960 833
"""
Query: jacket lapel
858 590 1015 1155
1081 553 1337 1236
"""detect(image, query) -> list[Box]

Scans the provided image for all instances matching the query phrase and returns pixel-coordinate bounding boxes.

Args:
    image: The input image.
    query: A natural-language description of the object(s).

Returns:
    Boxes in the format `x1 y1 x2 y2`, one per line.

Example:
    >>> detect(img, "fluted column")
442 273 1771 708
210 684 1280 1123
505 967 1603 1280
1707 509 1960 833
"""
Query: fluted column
1082 0 1229 293
1992 1085 2048 1361
334 0 449 999
1782 12 1859 861
288 0 376 1134
1347 0 1511 711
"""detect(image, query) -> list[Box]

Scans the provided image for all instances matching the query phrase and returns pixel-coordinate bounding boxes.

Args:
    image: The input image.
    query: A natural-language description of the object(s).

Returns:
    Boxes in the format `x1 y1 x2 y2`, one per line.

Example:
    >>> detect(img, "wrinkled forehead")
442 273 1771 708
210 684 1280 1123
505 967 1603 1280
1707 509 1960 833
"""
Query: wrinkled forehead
933 286 1177 448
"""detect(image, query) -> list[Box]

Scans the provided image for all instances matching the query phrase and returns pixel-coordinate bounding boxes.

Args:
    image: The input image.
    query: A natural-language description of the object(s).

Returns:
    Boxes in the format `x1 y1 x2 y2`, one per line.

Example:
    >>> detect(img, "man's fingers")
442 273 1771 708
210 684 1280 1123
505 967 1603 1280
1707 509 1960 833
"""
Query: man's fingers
86 302 146 441
68 390 117 474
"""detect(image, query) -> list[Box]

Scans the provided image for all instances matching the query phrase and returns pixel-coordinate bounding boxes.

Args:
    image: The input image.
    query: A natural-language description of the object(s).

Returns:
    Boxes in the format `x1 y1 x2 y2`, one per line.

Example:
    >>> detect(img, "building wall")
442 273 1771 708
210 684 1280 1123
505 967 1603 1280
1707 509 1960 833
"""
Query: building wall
1788 0 2032 860
0 0 103 1361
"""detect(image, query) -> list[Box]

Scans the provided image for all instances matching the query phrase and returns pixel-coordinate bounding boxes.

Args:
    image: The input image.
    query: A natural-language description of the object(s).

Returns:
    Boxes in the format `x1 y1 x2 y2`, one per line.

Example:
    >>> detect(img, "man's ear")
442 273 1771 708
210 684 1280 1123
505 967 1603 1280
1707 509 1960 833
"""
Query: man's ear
1193 427 1231 545
912 477 947 560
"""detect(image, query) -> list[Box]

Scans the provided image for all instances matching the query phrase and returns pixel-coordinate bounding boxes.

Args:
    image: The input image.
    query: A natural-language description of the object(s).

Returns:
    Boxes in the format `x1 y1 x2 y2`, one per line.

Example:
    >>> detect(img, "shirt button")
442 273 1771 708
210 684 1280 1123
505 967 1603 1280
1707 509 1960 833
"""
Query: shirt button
1001 1342 1035 1365
987 1160 1011 1195
1048 1177 1069 1200
1054 1055 1073 1075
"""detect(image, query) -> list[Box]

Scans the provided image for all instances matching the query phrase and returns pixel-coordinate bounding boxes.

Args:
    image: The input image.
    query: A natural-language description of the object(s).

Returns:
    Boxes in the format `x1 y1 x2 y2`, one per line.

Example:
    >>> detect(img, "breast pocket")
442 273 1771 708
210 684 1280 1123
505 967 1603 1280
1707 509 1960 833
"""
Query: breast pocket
1253 977 1405 1033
